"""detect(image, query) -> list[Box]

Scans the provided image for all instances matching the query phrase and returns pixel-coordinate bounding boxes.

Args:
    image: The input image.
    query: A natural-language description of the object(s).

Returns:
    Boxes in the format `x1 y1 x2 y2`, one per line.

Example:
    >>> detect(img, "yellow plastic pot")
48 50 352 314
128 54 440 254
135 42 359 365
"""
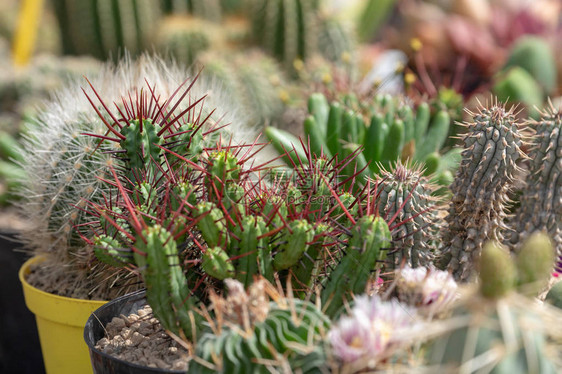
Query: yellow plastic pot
19 256 107 374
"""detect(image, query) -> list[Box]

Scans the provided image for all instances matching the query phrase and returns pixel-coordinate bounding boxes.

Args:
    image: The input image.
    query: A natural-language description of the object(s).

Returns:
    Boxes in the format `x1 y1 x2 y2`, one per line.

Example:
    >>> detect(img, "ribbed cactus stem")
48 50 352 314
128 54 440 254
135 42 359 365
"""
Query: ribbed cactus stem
440 102 525 281
376 162 440 270
509 106 562 272
249 0 319 69
193 279 330 373
133 225 198 339
321 215 391 317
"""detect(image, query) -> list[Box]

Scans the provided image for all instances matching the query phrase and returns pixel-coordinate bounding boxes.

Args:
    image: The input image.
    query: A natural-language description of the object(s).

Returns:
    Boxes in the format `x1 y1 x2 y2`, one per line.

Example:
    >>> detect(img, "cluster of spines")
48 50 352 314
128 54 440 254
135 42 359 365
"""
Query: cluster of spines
509 104 562 272
439 101 526 281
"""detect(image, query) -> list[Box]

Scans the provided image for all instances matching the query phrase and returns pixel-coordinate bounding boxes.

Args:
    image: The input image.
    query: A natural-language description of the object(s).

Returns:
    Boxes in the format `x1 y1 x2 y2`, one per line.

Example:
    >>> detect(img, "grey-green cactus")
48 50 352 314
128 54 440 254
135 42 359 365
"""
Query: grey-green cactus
439 102 525 281
509 106 562 273
377 162 441 270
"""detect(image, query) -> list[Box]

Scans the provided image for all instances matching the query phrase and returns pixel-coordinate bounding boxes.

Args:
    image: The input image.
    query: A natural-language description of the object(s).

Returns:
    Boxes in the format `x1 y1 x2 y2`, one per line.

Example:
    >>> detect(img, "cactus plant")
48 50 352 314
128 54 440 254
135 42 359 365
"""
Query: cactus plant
248 0 321 69
160 0 222 21
509 106 562 273
426 239 559 374
15 55 258 299
426 294 558 374
192 278 330 373
503 36 557 95
438 101 525 281
376 162 442 270
156 16 223 65
266 92 460 190
51 0 161 60
248 0 354 71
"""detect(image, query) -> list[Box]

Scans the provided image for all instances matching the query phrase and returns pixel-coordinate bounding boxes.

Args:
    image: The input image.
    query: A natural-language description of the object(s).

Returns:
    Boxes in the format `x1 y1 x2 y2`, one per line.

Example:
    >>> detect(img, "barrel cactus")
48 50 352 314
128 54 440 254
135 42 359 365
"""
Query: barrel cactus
15 55 257 299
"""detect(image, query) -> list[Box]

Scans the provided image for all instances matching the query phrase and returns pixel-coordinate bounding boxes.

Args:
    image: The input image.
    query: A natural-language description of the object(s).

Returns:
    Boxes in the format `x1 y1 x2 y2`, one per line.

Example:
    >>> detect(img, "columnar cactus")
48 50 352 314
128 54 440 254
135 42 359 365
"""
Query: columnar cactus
439 102 525 281
51 0 161 59
509 105 562 272
321 199 392 317
160 0 223 21
376 162 441 270
248 0 321 69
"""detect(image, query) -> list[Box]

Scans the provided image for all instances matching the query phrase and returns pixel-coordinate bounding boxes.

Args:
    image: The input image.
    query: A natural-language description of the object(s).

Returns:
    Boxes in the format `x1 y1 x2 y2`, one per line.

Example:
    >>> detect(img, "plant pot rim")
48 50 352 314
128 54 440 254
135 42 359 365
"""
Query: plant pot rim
84 290 186 373
19 255 107 326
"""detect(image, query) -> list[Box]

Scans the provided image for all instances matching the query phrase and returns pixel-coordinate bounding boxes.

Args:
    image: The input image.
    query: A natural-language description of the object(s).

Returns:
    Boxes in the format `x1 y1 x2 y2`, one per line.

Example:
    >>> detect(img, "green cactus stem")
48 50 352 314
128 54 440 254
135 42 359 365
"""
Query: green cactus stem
52 0 161 59
321 215 391 317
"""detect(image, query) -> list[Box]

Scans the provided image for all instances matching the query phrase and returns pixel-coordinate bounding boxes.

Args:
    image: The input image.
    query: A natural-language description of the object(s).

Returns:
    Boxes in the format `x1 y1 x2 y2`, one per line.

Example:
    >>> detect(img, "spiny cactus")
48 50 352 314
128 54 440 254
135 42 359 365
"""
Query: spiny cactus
51 0 161 60
376 162 442 270
316 16 356 65
192 278 330 373
16 55 257 300
439 101 525 281
509 106 562 273
320 196 392 317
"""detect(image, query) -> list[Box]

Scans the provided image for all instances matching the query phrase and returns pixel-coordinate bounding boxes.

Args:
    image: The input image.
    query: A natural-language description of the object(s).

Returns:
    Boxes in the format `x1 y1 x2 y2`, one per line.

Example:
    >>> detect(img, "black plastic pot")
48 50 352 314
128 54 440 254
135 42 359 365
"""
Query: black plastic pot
84 290 185 374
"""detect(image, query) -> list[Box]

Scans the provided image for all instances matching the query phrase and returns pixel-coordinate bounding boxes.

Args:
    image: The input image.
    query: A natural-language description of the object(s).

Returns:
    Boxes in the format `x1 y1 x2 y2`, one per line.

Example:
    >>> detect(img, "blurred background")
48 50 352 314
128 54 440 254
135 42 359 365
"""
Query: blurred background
0 0 561 372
